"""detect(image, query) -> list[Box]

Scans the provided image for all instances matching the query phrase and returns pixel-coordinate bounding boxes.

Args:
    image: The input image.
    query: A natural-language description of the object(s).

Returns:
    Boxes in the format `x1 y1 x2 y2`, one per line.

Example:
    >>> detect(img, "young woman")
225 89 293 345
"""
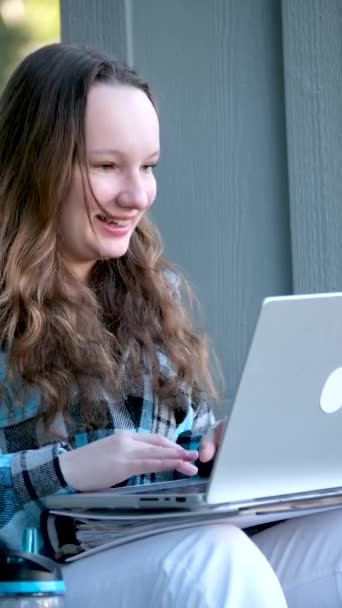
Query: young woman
0 41 338 608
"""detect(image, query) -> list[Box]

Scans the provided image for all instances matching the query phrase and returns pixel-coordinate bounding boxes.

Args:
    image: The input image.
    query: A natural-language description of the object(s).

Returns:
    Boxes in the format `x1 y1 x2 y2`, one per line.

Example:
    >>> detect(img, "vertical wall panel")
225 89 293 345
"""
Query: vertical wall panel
60 0 129 61
132 0 292 412
282 0 342 293
60 0 292 413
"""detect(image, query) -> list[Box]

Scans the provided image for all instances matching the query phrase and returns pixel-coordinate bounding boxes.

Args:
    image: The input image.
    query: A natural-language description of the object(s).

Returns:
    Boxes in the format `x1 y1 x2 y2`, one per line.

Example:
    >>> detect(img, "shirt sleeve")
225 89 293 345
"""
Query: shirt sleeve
191 391 216 436
176 391 216 452
0 444 75 534
174 390 217 480
0 351 76 535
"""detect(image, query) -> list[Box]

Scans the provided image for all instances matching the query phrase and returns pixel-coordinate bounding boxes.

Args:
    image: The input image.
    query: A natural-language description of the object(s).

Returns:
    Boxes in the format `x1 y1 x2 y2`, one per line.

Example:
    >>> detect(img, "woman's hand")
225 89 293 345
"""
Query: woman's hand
58 432 199 492
198 418 226 463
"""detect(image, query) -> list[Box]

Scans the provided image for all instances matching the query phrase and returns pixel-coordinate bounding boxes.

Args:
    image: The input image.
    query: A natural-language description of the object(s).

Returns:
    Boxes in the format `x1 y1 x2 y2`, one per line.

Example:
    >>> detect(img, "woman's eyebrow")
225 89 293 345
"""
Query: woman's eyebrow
88 148 122 156
147 151 160 160
89 149 160 159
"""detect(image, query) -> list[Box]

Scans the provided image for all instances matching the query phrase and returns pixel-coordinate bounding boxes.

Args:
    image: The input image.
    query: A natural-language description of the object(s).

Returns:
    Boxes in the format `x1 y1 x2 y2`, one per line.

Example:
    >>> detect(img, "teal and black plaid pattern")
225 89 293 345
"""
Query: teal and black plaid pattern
0 356 215 550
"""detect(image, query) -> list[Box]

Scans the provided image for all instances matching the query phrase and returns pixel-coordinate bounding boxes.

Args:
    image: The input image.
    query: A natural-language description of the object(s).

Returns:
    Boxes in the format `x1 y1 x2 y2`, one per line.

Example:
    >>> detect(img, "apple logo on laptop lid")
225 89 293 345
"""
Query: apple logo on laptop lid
320 368 342 413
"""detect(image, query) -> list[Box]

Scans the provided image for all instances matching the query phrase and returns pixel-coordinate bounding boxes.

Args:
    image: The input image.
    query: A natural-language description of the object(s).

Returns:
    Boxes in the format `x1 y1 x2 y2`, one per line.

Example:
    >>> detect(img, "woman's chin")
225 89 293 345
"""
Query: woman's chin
98 243 130 261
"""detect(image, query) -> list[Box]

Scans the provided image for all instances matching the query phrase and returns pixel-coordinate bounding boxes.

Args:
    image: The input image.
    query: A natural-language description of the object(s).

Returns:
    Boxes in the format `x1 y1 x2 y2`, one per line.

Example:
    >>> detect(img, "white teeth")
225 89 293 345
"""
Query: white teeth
97 215 130 226
113 219 130 226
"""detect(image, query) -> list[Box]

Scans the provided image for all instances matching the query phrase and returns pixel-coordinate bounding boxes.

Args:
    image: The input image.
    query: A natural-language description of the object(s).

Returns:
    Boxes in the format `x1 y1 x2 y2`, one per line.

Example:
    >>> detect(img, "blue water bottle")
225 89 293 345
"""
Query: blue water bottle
0 529 65 607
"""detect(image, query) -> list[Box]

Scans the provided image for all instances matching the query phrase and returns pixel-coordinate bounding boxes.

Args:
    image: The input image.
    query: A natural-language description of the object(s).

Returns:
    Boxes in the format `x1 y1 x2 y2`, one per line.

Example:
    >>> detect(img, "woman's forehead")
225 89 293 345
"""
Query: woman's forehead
85 84 160 156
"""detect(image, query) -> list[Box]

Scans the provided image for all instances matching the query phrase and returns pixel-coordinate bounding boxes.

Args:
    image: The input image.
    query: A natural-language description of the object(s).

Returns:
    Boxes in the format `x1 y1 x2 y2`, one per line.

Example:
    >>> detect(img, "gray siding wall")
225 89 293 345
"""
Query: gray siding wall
282 0 342 293
60 1 338 414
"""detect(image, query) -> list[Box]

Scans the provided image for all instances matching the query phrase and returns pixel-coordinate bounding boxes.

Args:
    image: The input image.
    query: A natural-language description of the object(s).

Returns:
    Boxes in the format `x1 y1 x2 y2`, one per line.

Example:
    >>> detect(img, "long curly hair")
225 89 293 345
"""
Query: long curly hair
0 43 220 431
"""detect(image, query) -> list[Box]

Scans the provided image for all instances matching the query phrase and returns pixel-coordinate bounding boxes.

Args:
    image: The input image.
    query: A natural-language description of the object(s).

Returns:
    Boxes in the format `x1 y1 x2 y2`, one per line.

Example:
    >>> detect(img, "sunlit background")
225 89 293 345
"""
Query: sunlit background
0 0 60 90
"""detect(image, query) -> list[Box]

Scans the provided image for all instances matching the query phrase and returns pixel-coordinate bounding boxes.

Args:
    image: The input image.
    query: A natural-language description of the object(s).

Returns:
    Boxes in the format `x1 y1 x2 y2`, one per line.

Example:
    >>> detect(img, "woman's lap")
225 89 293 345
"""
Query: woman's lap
62 523 287 608
253 507 342 608
62 509 342 607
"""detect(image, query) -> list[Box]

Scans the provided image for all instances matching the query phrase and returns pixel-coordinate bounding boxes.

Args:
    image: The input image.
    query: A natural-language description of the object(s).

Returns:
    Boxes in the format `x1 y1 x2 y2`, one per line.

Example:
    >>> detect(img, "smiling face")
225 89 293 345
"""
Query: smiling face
58 83 160 281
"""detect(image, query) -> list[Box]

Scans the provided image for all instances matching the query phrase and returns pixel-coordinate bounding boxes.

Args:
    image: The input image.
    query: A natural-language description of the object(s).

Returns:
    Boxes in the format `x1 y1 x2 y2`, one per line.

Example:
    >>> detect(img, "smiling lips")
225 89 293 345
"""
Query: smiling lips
96 214 133 226
95 214 134 236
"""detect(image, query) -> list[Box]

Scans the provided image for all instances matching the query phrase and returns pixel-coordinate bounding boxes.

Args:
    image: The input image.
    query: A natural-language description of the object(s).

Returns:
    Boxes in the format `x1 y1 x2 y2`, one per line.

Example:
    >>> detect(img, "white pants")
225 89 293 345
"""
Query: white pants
253 507 342 608
63 523 287 608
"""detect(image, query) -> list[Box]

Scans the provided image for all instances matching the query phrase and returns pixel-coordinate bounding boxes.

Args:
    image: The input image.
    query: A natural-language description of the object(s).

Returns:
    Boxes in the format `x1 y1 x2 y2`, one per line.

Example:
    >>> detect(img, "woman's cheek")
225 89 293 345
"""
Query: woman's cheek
90 175 118 204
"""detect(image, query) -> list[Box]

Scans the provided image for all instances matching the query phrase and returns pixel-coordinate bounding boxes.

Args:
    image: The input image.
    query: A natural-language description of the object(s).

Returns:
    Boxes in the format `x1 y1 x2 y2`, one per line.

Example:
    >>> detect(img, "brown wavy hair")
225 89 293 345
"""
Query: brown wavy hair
0 43 219 431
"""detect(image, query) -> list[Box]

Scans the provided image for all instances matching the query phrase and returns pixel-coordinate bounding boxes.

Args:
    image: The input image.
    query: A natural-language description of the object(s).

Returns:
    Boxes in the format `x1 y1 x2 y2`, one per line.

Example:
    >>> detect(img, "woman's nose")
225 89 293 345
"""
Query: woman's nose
115 179 150 211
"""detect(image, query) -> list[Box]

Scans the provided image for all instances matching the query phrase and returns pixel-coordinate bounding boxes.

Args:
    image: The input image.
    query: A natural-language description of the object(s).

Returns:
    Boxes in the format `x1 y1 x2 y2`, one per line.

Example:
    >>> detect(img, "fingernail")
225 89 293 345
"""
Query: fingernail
186 450 199 459
179 448 198 456
185 463 198 474
178 448 197 457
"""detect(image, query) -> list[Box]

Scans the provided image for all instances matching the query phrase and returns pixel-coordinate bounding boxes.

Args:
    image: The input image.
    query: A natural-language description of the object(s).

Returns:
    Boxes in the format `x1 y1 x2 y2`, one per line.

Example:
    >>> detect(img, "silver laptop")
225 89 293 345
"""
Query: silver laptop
45 293 342 514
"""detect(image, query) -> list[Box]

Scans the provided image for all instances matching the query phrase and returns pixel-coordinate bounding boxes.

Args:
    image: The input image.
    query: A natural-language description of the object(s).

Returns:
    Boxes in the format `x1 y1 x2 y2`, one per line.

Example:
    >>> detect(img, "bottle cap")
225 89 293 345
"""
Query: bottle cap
0 547 65 595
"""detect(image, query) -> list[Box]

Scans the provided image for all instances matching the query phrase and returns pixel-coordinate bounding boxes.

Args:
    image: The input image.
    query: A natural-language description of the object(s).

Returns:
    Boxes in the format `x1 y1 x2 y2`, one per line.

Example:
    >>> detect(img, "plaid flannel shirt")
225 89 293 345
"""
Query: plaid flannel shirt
0 351 215 550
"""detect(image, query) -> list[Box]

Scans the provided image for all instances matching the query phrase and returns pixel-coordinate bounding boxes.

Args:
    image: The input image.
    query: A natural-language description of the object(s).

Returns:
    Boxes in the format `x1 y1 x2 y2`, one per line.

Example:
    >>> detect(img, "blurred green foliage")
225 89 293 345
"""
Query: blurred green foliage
0 0 60 91
23 0 60 43
0 13 28 89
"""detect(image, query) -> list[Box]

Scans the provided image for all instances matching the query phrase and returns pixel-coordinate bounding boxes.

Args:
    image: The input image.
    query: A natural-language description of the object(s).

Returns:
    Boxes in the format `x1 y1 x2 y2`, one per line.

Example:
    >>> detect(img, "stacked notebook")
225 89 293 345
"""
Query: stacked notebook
41 491 342 562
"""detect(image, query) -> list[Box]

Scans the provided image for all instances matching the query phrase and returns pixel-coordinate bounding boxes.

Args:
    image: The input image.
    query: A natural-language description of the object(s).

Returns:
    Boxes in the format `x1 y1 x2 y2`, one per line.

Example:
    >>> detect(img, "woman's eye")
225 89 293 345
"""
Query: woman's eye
93 163 117 171
142 163 157 173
